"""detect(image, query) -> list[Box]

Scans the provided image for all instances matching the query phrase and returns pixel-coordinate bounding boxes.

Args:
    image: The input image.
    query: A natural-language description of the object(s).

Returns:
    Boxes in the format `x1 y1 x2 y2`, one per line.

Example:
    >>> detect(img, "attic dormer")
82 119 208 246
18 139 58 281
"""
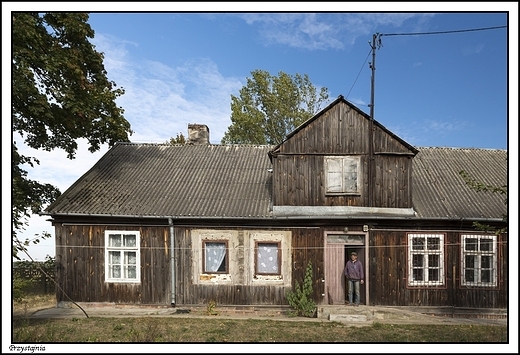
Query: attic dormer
268 96 417 216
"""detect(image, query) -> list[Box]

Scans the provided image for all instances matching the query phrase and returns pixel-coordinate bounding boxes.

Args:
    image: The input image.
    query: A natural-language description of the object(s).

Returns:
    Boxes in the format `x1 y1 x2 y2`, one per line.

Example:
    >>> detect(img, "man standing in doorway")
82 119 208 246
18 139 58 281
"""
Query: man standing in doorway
344 251 364 306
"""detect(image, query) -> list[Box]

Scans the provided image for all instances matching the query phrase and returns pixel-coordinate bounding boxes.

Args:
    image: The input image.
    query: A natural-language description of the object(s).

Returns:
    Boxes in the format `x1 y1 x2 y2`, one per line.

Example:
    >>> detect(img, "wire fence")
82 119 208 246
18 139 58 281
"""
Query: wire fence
13 263 55 294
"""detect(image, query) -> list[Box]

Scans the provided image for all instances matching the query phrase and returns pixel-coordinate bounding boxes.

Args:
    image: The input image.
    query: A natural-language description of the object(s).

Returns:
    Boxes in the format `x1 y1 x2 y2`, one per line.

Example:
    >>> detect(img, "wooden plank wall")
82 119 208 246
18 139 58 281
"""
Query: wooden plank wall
174 227 325 306
369 229 507 308
272 101 413 208
55 224 171 304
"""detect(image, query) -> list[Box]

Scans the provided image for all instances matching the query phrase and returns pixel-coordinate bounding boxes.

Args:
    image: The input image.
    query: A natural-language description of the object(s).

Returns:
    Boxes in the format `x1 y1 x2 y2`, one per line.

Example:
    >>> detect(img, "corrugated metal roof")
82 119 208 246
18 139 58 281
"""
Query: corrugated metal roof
45 143 507 221
412 147 507 219
45 143 274 218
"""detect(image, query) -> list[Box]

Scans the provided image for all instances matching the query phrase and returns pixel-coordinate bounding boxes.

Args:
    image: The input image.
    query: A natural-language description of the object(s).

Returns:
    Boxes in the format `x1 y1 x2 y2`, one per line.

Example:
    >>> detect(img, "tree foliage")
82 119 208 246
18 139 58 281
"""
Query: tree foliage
221 70 329 145
12 13 132 257
166 132 187 145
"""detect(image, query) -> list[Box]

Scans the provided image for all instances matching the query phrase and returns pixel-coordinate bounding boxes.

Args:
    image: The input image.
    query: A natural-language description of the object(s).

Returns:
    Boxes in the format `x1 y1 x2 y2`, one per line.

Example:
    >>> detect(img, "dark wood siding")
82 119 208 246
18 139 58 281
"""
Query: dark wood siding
272 101 413 208
369 229 507 308
55 224 171 304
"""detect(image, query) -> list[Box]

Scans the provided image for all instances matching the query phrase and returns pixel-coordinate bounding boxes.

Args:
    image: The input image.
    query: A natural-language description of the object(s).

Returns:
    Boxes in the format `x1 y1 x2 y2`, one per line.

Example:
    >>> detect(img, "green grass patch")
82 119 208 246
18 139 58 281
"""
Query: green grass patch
12 317 507 343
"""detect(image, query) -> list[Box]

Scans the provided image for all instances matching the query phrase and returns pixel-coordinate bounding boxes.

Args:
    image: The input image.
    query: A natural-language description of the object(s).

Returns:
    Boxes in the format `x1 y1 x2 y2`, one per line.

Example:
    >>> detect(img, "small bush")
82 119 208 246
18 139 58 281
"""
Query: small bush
206 300 219 316
286 261 316 318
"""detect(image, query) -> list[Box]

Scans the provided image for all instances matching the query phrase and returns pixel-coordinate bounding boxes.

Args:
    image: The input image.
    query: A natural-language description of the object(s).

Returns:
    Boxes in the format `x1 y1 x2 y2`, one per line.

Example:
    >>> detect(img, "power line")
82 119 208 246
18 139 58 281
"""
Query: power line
346 48 372 100
382 25 507 37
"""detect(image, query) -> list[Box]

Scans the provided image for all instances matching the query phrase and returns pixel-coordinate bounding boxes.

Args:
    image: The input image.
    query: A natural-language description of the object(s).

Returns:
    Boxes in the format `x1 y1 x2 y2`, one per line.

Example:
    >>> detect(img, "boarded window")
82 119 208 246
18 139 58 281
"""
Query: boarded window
461 235 497 287
325 156 360 194
105 231 140 283
407 233 444 287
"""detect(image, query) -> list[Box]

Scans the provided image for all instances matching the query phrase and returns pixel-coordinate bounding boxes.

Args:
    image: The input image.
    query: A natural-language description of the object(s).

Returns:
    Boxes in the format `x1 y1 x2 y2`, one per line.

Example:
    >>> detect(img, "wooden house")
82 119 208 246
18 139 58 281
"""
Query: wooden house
43 96 508 309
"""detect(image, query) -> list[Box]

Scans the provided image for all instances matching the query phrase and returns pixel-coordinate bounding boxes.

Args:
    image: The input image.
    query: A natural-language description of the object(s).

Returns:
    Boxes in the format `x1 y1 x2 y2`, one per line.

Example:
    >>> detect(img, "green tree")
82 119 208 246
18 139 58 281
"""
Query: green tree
12 13 132 258
166 132 187 144
459 170 508 234
221 70 329 145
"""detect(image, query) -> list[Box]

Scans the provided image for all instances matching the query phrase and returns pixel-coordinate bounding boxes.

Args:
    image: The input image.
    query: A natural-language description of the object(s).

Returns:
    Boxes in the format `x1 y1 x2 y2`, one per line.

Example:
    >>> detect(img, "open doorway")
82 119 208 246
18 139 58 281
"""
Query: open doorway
345 247 366 305
323 231 368 306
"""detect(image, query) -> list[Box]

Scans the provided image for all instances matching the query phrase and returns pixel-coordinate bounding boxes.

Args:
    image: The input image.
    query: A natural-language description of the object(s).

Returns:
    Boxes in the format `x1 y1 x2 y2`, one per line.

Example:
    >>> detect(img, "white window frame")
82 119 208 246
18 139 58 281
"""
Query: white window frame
325 156 361 195
407 233 445 287
461 234 498 287
104 231 140 283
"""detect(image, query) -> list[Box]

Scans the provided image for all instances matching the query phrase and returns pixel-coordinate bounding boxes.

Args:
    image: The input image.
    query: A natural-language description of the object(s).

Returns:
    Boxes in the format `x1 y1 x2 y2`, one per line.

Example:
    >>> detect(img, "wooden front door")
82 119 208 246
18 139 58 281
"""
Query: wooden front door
324 232 367 305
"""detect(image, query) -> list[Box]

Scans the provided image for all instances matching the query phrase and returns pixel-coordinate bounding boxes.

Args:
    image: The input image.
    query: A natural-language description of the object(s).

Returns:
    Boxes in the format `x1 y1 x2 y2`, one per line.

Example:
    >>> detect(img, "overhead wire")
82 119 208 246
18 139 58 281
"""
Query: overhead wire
344 25 507 101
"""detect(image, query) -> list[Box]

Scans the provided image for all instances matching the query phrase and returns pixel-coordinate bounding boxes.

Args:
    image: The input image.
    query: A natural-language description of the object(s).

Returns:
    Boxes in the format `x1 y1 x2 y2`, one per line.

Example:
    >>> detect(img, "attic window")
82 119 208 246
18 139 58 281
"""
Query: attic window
325 156 361 195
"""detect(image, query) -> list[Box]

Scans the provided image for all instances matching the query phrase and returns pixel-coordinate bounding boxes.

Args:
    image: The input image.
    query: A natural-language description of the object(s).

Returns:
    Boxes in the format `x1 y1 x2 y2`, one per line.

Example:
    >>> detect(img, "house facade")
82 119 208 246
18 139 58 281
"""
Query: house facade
43 96 508 308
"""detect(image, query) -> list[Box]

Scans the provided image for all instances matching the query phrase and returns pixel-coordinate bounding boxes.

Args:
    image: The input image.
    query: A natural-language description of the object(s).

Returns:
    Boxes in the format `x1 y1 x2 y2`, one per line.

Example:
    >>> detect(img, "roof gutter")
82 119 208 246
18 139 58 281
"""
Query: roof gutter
41 212 505 222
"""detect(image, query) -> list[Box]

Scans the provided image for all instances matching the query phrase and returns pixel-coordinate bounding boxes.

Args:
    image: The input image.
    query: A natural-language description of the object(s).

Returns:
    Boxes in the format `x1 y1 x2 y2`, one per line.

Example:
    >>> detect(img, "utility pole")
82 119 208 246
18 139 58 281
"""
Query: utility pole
368 33 381 207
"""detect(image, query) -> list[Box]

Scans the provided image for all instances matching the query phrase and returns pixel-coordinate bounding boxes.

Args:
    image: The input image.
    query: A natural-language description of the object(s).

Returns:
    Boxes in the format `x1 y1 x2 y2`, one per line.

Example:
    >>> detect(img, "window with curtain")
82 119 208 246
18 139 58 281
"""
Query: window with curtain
203 241 228 273
105 231 140 283
407 233 444 287
461 234 497 287
255 242 281 275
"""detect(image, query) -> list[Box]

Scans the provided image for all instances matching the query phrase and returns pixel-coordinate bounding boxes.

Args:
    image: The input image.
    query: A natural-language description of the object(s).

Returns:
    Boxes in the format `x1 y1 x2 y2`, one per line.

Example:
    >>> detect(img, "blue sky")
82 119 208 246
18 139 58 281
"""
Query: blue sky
4 5 517 265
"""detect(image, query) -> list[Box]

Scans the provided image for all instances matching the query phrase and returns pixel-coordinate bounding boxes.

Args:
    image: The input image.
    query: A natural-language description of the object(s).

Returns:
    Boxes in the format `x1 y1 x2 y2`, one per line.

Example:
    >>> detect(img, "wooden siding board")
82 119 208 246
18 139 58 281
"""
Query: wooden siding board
368 229 506 308
55 224 170 304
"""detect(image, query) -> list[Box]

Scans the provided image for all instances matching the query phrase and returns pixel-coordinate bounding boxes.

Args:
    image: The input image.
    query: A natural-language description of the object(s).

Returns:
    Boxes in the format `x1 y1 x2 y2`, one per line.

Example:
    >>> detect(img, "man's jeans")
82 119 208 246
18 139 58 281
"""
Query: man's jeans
348 279 361 305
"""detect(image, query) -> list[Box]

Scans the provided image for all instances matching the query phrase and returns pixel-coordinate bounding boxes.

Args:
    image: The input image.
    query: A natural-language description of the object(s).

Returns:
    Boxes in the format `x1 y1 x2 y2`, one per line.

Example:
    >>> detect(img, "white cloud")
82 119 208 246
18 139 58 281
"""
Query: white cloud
240 13 434 50
9 27 249 261
93 35 243 144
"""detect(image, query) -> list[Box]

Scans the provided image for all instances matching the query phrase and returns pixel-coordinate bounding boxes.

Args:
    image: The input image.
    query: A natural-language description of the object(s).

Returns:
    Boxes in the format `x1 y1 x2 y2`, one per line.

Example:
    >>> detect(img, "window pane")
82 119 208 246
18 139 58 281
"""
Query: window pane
427 237 440 250
481 255 492 269
111 265 121 279
428 268 439 281
465 238 478 251
465 268 475 282
327 158 343 193
481 270 492 283
205 242 226 273
109 234 122 247
428 254 439 268
480 238 493 252
126 266 137 279
412 238 425 250
126 252 137 265
257 243 279 274
124 234 136 247
344 160 358 192
109 251 121 264
413 269 423 281
412 254 423 267
465 255 476 268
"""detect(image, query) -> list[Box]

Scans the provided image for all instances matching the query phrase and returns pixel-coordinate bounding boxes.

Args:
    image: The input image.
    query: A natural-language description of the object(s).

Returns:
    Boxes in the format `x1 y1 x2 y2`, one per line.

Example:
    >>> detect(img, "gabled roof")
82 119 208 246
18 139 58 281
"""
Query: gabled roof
44 143 507 222
270 95 419 156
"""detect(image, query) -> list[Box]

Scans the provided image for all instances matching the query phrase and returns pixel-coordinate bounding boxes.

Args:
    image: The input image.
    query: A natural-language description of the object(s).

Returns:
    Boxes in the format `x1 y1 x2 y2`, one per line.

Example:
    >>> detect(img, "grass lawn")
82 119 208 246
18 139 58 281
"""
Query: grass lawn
11 294 509 345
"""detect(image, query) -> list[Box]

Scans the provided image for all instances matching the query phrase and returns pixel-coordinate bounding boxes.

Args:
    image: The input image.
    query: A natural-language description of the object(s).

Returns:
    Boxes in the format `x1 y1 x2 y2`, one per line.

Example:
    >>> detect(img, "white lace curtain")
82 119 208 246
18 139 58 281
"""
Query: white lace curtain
205 242 226 272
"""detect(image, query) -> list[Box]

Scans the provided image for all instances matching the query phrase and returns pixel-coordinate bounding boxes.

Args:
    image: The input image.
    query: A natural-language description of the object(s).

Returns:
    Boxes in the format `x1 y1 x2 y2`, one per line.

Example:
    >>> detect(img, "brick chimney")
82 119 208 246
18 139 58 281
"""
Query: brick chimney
187 124 210 145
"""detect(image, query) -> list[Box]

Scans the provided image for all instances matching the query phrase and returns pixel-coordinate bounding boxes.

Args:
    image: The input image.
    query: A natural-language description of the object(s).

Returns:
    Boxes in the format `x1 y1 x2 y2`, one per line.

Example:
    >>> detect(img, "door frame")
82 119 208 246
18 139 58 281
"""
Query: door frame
324 230 369 306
